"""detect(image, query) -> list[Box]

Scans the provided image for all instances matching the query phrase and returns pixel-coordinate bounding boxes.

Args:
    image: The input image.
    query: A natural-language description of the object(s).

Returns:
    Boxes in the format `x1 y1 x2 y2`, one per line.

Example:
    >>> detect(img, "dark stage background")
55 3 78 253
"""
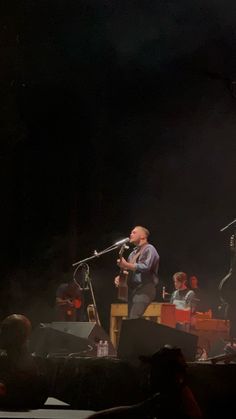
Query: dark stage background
1 0 236 332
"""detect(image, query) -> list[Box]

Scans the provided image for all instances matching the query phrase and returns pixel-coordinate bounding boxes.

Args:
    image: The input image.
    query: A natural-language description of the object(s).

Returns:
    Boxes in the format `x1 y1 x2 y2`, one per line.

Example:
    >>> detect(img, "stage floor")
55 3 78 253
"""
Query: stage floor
0 398 94 419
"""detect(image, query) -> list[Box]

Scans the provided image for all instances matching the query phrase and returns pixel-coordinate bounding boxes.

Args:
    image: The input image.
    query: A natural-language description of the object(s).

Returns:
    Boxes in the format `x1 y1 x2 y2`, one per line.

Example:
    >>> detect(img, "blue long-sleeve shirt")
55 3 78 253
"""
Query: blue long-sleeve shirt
128 243 159 288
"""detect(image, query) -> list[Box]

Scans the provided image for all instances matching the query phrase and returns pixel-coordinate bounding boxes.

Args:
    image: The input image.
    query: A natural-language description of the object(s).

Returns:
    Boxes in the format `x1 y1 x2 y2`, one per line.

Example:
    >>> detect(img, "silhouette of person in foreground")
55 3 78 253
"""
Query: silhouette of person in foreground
86 345 202 418
0 314 49 409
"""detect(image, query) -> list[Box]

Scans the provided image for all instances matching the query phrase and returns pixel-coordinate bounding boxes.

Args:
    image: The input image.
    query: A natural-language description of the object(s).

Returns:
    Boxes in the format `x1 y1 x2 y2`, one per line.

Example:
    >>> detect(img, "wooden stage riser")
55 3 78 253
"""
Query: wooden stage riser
110 303 229 352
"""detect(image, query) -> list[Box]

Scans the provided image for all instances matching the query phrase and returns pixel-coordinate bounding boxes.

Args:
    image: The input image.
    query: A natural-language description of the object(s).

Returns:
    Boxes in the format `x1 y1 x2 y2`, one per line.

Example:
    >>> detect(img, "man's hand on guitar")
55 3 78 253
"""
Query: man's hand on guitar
114 275 120 287
117 257 129 269
56 298 81 308
114 272 129 287
57 298 73 307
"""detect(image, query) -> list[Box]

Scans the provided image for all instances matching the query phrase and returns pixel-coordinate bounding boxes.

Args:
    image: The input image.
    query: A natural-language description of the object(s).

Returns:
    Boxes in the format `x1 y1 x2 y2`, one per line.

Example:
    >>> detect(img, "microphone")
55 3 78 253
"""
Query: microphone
162 286 170 300
114 237 130 246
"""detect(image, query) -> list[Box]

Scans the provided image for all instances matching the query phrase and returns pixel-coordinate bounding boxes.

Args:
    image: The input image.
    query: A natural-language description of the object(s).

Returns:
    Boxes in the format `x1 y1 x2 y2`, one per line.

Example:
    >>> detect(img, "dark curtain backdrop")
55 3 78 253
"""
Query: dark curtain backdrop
1 0 236 330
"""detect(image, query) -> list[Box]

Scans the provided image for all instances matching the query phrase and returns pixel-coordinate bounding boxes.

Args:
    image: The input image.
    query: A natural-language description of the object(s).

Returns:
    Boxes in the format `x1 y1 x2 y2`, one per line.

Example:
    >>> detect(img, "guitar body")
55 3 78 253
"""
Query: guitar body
117 243 129 302
117 271 128 302
56 298 82 320
87 303 101 325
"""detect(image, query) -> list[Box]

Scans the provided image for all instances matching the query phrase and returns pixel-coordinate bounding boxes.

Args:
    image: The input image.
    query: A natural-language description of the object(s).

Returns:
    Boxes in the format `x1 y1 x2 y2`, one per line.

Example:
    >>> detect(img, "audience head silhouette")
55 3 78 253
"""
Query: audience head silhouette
0 314 48 409
140 345 187 393
0 314 31 354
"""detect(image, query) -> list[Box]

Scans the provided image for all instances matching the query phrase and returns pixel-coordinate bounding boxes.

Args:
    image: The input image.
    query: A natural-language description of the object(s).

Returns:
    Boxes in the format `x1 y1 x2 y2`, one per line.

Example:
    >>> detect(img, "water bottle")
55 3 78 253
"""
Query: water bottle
97 340 103 357
199 348 208 361
103 340 109 357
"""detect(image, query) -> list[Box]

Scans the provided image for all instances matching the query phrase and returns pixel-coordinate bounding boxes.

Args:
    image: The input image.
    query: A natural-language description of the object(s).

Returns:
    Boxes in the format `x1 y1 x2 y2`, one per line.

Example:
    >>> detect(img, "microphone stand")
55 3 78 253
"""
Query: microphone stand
85 267 101 326
220 219 236 232
72 242 126 267
72 241 128 327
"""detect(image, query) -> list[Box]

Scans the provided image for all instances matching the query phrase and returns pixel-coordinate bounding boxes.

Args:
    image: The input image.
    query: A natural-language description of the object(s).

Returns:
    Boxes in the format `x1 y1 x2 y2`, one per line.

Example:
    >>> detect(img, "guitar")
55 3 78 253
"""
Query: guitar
117 243 129 302
87 303 101 326
219 233 236 309
56 297 82 317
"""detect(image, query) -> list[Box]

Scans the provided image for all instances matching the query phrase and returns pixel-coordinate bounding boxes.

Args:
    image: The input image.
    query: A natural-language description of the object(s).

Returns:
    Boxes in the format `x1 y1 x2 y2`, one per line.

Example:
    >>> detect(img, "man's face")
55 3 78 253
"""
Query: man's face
173 278 182 290
129 227 144 245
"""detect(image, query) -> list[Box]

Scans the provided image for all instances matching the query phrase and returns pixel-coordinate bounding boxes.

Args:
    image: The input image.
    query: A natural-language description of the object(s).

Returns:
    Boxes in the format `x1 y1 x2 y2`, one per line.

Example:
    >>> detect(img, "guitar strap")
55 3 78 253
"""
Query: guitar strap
130 250 141 264
130 244 148 263
128 245 149 293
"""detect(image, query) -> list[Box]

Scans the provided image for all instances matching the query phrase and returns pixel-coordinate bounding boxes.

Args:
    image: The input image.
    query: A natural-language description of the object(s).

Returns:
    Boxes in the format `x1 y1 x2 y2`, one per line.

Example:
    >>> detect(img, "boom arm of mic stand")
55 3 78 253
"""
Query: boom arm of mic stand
220 219 236 232
72 243 123 267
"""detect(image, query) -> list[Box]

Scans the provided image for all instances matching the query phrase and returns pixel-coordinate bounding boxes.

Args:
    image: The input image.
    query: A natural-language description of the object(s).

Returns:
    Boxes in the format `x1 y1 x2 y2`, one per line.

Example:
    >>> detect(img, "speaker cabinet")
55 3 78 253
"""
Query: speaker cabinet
208 338 226 358
30 322 116 357
117 318 198 361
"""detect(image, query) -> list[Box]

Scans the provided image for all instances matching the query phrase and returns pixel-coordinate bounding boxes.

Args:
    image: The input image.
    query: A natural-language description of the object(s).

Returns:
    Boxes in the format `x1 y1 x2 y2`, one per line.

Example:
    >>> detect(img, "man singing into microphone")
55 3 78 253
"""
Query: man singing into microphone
115 226 159 318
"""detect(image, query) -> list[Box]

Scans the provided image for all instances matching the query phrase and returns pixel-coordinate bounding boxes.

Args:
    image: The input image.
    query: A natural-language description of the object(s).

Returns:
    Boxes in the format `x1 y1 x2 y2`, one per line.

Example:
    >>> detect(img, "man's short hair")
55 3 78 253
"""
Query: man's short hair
135 226 150 239
173 272 187 284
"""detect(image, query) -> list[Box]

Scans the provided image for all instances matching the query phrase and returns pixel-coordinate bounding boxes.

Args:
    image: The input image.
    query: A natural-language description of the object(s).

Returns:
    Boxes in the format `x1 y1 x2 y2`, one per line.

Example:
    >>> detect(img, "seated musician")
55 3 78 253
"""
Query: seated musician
55 279 83 321
170 272 197 331
189 275 209 313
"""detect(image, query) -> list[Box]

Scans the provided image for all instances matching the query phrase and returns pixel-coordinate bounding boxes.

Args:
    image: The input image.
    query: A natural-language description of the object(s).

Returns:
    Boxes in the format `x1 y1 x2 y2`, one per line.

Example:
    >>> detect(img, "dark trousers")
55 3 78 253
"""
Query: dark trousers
128 282 156 319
